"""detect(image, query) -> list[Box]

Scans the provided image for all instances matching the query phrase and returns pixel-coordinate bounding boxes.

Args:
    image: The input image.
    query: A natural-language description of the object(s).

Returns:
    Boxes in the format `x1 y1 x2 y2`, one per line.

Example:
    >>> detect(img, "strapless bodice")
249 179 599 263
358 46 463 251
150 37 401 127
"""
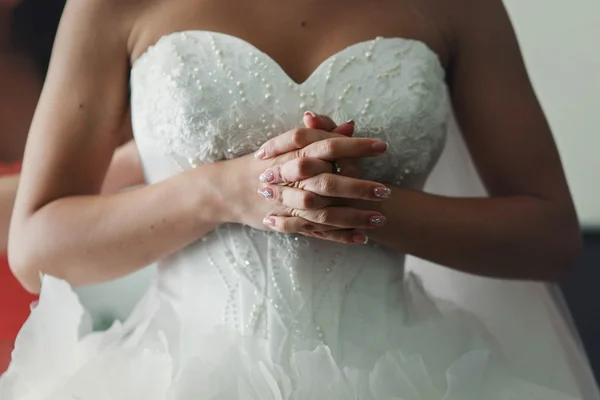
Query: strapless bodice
129 31 450 362
130 31 449 186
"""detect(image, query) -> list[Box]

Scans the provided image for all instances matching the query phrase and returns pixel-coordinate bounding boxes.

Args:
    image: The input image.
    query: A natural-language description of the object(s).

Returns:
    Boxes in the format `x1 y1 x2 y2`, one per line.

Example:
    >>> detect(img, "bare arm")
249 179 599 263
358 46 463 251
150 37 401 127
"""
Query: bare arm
8 0 226 293
0 140 144 253
0 175 19 251
362 0 581 281
8 0 380 294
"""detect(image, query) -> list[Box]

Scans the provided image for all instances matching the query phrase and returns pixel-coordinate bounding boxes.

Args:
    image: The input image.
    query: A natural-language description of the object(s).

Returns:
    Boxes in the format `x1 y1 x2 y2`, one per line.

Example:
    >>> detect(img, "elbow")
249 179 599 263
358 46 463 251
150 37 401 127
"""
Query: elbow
543 224 583 283
7 231 43 295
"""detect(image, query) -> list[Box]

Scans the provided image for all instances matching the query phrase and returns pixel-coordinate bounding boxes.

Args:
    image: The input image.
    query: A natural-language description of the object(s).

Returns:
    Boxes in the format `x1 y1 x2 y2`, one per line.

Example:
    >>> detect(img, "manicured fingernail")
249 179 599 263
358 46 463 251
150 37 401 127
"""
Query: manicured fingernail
263 217 275 226
369 215 387 226
372 141 388 152
254 148 266 159
353 232 369 244
263 217 276 226
304 111 316 118
257 187 274 199
259 170 275 182
374 187 391 199
346 120 355 126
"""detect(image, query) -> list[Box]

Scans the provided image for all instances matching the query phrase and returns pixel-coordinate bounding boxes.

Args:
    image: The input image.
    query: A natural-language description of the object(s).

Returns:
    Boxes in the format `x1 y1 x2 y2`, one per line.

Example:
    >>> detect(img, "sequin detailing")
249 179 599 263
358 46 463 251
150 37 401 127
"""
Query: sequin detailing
131 31 449 184
130 30 449 350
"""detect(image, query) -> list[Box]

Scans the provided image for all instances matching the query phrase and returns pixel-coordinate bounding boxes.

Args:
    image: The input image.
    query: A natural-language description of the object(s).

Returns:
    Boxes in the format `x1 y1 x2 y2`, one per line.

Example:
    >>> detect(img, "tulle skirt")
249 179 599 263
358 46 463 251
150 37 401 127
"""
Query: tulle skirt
0 275 582 400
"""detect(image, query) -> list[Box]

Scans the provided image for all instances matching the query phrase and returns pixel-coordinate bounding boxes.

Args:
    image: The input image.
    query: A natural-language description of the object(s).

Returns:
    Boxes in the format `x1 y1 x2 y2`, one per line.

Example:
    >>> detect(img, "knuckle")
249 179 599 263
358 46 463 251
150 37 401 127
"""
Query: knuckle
314 210 331 224
279 218 294 233
292 149 304 160
301 222 316 232
300 192 318 209
321 139 337 155
317 175 336 193
290 128 307 148
295 158 313 177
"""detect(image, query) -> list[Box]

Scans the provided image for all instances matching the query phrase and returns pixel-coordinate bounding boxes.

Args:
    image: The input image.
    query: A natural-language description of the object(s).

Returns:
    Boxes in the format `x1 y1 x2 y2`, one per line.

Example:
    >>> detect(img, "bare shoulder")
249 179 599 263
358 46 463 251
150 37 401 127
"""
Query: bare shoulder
442 0 513 43
60 0 156 50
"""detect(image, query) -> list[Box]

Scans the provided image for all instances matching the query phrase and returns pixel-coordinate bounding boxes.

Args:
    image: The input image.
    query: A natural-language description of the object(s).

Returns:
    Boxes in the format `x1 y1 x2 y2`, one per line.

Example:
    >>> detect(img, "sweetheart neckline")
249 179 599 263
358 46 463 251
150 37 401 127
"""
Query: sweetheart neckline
131 30 445 86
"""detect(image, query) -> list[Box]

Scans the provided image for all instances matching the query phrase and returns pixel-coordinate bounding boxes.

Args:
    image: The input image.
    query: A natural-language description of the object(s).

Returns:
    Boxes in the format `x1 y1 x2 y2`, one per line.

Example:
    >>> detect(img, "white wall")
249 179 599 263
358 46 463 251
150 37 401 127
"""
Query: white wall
504 0 600 228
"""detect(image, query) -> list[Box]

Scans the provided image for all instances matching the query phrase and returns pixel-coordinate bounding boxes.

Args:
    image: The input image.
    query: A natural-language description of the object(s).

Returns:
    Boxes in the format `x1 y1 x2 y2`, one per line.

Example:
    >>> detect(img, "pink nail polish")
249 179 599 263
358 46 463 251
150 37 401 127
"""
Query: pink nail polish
304 111 316 118
374 187 391 199
260 170 275 182
369 215 386 226
263 217 276 226
372 142 388 152
257 187 274 199
254 148 266 159
352 232 369 244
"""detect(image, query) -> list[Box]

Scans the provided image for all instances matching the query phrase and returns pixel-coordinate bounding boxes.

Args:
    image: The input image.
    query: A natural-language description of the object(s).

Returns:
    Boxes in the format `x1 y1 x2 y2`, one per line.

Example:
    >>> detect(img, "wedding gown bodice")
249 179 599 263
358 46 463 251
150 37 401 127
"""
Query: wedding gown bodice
130 31 449 361
1 30 593 400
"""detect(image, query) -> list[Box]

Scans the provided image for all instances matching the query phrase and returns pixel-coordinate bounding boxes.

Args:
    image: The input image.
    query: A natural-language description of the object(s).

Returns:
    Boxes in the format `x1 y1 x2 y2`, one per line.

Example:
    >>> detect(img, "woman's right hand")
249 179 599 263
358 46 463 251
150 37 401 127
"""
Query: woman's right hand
217 125 391 243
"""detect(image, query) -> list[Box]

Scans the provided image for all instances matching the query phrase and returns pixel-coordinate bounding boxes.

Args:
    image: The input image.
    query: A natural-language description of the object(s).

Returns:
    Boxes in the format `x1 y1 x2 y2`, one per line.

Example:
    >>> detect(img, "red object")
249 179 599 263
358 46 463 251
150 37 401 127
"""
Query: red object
1 161 37 372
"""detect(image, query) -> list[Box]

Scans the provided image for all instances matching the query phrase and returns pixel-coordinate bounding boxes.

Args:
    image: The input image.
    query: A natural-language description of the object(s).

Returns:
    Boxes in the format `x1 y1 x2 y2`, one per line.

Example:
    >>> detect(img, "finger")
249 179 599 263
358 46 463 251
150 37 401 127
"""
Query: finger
257 185 331 209
331 120 355 137
298 137 388 161
260 158 334 184
260 158 360 184
302 230 369 245
303 111 338 132
255 128 345 160
298 174 392 201
335 159 360 178
293 207 387 229
262 216 340 233
303 111 355 137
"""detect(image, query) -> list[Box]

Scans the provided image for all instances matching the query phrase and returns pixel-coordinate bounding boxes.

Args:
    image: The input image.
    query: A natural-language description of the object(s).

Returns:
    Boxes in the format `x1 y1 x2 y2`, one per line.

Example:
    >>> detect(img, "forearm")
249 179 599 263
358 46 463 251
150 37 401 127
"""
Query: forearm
9 164 227 293
364 187 581 281
0 175 19 251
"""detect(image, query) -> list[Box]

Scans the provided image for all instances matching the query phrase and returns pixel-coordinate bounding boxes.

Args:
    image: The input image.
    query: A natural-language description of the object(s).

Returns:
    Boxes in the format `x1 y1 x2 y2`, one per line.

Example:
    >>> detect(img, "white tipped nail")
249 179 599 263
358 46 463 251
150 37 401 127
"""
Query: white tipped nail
353 233 369 244
263 217 275 226
254 148 266 159
258 188 274 198
304 111 316 118
259 170 275 182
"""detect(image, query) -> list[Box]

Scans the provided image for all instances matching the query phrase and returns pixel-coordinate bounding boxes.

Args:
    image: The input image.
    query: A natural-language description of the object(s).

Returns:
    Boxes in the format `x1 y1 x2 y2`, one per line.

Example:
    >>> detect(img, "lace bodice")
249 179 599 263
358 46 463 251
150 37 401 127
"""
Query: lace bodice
131 31 449 186
129 30 451 362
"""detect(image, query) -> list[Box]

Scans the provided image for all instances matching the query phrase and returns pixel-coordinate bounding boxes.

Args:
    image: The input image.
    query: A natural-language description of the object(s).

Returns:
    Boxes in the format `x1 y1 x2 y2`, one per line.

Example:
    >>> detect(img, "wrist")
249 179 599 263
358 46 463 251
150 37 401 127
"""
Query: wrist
181 162 232 229
189 158 252 226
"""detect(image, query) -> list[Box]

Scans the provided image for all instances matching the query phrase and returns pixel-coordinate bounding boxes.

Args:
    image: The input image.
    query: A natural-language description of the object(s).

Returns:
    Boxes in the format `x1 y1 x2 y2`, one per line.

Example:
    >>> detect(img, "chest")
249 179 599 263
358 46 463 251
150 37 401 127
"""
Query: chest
132 0 450 82
131 32 450 187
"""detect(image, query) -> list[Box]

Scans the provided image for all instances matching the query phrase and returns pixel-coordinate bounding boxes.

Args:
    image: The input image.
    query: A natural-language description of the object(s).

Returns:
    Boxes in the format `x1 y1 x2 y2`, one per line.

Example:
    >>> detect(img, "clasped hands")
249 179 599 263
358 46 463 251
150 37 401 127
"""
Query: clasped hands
225 112 391 245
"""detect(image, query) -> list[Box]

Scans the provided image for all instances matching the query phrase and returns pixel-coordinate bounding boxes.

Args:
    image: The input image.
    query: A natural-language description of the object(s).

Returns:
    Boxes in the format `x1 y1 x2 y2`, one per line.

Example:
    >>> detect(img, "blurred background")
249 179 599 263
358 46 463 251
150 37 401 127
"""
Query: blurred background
0 0 599 378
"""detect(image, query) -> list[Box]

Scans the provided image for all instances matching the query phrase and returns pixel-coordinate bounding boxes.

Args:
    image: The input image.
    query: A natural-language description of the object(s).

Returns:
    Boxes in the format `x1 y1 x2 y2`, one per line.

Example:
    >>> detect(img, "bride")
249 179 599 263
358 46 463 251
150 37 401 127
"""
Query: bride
2 0 598 398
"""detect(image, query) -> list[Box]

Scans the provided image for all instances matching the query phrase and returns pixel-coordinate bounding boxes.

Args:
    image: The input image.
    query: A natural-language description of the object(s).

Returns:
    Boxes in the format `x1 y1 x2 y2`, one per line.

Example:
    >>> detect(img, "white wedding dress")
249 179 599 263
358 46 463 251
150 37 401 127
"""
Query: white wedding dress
1 31 598 400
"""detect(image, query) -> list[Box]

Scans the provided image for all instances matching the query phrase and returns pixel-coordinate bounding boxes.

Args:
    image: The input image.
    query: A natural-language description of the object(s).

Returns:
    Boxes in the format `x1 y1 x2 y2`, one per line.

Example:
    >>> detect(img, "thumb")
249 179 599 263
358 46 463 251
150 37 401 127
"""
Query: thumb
303 112 354 137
